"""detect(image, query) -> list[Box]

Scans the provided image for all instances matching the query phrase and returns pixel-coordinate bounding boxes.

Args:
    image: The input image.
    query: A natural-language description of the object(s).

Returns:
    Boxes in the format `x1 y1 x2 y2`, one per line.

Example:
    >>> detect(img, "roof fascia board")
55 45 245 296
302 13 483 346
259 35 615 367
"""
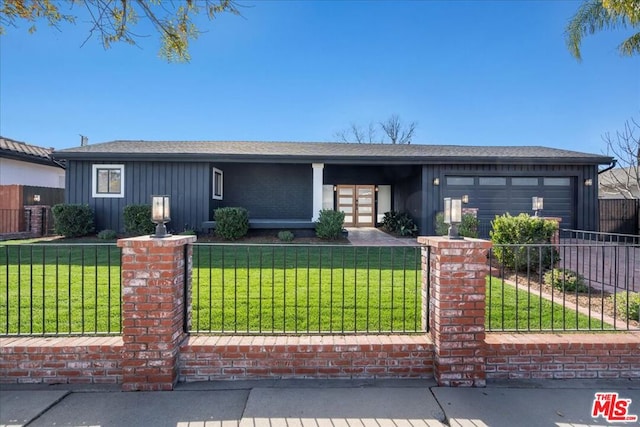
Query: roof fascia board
53 151 613 166
1 151 65 169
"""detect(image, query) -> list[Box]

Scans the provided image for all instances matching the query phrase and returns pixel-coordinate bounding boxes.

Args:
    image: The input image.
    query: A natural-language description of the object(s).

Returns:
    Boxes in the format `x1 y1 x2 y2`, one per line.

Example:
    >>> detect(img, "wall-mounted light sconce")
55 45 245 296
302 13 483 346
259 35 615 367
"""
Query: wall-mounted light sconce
433 178 440 186
375 186 379 192
444 197 463 240
462 195 469 204
584 178 593 186
532 196 544 217
151 195 171 238
33 194 40 202
333 186 337 192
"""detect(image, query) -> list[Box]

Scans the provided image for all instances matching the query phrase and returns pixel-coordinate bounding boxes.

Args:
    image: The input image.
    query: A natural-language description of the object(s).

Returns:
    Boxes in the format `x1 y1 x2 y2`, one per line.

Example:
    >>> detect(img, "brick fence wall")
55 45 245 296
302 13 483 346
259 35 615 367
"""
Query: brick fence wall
1 234 639 388
179 335 433 381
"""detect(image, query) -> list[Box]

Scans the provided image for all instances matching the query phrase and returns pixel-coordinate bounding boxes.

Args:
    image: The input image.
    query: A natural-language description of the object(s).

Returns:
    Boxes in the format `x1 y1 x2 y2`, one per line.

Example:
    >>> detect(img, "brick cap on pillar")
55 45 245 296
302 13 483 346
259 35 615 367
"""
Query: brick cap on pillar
417 236 492 250
117 235 197 248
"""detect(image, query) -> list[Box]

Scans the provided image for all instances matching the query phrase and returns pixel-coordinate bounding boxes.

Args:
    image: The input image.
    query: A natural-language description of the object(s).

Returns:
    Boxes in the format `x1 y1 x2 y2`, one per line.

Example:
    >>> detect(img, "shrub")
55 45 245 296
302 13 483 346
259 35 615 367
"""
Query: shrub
315 209 345 240
277 230 295 242
382 211 418 236
544 268 588 293
613 292 640 321
97 229 118 240
214 207 249 240
123 205 154 235
52 204 94 237
490 213 559 271
435 212 478 238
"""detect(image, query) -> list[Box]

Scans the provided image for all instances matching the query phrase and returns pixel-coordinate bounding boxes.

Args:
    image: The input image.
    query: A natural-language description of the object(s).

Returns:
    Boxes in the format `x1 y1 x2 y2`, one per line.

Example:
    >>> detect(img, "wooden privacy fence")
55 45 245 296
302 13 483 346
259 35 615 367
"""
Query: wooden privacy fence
599 199 639 236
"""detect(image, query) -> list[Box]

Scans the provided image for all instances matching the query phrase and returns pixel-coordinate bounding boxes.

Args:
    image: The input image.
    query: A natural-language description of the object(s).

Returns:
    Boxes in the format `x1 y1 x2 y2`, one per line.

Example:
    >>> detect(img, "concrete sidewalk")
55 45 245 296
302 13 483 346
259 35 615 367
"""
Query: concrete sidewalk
1 379 639 427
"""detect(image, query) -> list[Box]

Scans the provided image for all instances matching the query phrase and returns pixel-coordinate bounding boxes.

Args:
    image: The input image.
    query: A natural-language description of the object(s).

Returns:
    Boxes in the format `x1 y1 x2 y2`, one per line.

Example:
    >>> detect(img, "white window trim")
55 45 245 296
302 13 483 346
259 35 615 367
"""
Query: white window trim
91 164 125 198
212 167 223 200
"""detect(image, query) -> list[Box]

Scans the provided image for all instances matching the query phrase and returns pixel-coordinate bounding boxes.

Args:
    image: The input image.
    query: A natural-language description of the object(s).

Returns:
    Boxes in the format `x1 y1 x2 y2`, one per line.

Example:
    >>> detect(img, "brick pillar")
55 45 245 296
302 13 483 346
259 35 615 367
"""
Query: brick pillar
24 205 45 235
418 236 492 387
117 235 196 391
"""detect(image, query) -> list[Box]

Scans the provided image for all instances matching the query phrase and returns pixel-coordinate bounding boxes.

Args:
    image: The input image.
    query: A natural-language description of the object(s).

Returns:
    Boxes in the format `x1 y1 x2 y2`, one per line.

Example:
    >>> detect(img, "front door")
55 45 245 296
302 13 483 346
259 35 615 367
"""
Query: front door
336 185 375 227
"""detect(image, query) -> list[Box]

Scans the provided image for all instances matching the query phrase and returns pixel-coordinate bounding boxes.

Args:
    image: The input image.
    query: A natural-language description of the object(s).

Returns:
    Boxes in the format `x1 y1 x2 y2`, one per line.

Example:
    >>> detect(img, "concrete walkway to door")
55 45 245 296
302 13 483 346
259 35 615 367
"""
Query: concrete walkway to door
346 227 418 246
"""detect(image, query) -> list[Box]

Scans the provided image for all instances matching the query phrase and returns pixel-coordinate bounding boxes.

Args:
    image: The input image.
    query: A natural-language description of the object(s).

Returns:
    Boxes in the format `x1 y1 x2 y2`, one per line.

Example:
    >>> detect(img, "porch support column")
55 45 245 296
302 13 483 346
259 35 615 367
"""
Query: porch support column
312 163 324 221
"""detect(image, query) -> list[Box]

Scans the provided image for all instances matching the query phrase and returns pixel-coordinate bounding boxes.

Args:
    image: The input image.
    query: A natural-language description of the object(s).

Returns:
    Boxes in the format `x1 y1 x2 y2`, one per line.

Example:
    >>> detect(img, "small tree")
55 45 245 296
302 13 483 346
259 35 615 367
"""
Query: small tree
600 116 640 199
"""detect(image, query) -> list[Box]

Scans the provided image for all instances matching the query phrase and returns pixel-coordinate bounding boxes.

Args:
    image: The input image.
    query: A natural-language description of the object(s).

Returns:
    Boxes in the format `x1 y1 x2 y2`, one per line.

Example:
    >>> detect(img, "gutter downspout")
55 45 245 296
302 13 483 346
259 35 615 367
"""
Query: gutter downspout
598 159 617 174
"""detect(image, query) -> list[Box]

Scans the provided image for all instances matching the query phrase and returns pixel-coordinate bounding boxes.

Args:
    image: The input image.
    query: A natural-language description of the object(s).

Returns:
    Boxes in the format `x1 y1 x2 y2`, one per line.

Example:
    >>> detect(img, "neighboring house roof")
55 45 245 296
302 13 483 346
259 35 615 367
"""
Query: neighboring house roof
53 140 613 165
598 167 640 199
0 136 66 169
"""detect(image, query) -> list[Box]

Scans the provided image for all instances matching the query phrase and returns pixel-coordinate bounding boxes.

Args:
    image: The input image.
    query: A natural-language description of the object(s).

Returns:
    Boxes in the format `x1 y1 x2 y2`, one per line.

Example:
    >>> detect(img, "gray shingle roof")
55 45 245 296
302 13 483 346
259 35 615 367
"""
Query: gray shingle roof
0 136 65 168
53 140 613 165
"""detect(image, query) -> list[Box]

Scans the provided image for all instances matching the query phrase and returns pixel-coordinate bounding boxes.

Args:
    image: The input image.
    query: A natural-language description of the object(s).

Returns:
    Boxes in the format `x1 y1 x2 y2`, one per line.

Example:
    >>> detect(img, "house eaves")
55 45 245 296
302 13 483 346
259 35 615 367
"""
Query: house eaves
52 140 614 166
1 136 66 169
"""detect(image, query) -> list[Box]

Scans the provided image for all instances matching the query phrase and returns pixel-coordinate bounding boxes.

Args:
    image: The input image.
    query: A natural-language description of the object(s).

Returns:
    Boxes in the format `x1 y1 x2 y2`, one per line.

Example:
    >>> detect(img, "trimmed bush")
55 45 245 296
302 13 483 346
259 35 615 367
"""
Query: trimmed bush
382 211 418 236
277 230 295 242
123 204 155 235
435 212 479 238
52 204 94 238
490 213 559 271
544 268 588 293
315 209 345 240
214 207 249 240
613 292 640 321
97 229 118 240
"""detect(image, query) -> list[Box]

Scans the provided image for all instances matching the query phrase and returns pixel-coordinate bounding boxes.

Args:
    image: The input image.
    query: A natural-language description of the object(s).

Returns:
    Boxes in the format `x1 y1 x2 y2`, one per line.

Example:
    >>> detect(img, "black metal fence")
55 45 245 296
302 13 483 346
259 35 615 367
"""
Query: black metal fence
1 244 122 336
190 244 424 335
487 238 640 332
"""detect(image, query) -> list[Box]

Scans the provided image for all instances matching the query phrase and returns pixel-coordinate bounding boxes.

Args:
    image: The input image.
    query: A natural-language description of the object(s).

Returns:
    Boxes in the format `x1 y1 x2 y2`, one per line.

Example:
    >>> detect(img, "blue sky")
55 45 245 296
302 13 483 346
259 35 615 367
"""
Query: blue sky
0 0 638 155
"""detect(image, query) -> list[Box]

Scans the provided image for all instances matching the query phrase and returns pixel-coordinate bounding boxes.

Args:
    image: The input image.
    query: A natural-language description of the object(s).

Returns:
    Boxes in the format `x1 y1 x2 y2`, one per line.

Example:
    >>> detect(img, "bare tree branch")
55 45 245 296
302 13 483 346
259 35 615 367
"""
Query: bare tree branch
601 116 640 199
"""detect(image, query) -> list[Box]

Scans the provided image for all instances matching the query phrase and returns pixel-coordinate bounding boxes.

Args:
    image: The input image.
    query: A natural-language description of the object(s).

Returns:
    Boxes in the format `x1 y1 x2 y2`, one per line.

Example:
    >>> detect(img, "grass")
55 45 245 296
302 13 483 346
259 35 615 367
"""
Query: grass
486 275 611 331
190 245 422 333
0 244 122 335
0 241 615 335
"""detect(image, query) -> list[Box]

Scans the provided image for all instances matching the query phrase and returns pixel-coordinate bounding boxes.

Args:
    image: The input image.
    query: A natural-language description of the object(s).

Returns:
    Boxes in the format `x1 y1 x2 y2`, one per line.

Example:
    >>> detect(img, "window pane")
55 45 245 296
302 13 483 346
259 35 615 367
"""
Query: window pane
358 206 372 214
339 187 353 195
446 177 474 186
512 177 539 186
97 170 109 193
108 170 121 193
544 177 570 186
344 215 353 223
479 177 506 186
339 197 352 204
358 197 372 204
341 206 353 214
214 171 222 196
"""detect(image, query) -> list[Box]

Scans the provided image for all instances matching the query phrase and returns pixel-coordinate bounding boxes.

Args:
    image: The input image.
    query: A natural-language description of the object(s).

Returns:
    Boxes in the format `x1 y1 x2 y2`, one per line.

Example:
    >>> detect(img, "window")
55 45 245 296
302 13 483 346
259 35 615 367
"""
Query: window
544 177 571 186
446 176 474 186
512 177 539 186
212 167 223 200
92 164 124 198
479 177 506 186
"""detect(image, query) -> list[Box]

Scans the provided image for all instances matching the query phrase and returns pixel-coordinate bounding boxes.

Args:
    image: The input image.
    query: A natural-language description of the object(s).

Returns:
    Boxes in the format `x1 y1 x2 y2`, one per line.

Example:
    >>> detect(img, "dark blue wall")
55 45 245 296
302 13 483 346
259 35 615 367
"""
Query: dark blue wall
212 163 313 220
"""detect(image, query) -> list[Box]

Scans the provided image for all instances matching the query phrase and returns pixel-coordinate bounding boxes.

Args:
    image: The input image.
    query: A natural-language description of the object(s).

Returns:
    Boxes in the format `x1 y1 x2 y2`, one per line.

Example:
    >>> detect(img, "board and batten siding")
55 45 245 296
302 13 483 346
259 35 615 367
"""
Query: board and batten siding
65 160 210 233
422 163 600 235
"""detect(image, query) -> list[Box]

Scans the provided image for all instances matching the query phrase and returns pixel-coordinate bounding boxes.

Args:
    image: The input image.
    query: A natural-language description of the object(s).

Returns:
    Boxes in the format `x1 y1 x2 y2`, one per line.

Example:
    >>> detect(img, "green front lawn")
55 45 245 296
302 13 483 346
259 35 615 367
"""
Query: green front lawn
0 242 614 335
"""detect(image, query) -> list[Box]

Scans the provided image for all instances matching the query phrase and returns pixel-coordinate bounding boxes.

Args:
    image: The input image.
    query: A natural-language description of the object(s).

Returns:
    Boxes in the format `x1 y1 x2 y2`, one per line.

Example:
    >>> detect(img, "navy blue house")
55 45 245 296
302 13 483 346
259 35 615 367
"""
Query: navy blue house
53 140 613 235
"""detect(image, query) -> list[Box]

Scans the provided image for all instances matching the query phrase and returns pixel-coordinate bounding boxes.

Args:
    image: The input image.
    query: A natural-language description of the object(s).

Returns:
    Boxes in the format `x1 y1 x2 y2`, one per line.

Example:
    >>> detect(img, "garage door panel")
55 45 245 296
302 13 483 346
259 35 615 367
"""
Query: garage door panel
443 175 575 230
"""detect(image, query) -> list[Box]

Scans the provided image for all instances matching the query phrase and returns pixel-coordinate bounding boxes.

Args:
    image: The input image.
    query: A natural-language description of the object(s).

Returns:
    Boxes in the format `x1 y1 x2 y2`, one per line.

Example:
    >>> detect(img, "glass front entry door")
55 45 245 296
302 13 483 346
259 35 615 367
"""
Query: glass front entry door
336 185 375 227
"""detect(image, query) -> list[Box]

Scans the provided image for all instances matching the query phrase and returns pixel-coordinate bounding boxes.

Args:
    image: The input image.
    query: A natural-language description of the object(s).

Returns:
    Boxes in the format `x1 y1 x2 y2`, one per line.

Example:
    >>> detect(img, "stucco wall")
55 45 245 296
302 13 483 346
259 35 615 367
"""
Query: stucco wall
0 158 65 188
